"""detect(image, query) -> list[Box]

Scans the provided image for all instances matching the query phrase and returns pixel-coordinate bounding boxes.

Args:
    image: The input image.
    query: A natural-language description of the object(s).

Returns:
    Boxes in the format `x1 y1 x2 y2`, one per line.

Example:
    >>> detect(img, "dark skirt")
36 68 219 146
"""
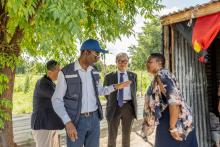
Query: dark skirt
155 109 198 147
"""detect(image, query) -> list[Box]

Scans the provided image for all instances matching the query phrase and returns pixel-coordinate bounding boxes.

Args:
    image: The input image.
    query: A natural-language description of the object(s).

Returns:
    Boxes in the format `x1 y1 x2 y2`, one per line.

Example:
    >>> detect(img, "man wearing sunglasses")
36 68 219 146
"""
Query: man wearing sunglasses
104 53 138 147
52 39 131 147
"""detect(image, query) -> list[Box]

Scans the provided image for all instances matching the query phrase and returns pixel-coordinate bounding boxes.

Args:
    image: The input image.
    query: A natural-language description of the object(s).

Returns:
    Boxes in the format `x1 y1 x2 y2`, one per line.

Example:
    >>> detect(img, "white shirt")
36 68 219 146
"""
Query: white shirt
117 71 132 101
52 60 115 124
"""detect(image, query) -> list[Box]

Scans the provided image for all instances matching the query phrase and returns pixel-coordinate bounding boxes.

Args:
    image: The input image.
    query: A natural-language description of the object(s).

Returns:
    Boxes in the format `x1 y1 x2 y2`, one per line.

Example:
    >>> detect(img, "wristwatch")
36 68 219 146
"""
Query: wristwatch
113 84 117 90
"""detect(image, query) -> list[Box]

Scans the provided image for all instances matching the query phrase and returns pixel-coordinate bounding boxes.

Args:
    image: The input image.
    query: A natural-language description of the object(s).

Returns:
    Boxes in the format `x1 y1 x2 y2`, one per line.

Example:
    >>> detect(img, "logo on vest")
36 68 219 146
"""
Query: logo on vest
65 74 78 78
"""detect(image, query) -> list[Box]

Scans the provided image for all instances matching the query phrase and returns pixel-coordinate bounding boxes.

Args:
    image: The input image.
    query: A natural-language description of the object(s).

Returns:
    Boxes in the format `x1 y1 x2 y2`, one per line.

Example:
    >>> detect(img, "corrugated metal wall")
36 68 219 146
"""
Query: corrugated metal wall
206 39 217 114
206 37 220 116
216 37 220 81
216 37 220 97
171 30 212 147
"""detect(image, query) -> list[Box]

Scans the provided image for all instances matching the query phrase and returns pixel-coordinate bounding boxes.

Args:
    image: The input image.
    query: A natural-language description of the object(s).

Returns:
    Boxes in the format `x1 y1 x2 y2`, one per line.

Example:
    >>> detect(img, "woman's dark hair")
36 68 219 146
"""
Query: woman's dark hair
46 60 58 71
149 53 165 68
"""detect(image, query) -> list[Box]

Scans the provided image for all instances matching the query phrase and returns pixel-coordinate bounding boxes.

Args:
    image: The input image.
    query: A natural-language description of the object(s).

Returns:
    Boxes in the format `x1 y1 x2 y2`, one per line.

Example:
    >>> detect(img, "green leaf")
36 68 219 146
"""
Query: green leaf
0 99 13 110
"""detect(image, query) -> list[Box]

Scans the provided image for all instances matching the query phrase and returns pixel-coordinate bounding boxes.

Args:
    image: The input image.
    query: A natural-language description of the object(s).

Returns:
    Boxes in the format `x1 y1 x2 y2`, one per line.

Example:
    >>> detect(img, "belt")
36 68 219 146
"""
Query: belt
80 110 97 117
123 100 132 104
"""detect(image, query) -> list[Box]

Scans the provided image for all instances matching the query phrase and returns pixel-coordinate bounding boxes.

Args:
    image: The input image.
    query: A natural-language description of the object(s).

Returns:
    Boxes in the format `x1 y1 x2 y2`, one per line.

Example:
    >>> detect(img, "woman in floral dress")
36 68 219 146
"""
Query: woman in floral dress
144 53 198 147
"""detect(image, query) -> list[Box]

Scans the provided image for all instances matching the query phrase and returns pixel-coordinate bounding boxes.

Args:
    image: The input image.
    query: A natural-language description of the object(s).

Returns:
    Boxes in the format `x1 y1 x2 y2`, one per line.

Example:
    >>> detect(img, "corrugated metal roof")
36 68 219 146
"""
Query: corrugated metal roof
161 0 220 19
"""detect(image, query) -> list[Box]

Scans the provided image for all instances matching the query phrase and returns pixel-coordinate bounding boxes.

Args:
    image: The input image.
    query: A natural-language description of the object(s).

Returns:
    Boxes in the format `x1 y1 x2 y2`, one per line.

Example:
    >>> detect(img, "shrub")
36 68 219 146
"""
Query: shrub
23 74 32 93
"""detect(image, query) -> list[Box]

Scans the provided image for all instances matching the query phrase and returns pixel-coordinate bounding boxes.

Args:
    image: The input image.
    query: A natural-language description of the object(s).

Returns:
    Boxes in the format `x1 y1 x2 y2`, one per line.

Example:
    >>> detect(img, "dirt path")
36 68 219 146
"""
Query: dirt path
100 131 155 147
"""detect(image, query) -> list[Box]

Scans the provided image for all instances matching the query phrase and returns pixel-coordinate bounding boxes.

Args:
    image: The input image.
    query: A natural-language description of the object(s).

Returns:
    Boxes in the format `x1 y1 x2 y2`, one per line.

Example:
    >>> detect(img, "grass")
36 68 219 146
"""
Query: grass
12 71 152 114
13 74 42 114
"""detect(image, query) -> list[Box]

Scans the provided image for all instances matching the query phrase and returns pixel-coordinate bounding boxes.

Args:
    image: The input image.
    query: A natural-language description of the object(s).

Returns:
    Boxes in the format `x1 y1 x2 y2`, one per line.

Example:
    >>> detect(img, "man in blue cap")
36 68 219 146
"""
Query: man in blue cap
52 39 131 147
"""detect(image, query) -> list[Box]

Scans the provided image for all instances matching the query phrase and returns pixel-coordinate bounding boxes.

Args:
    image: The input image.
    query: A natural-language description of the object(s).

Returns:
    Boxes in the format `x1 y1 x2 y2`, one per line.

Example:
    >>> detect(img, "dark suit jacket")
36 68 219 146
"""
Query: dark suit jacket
31 75 64 130
104 71 138 122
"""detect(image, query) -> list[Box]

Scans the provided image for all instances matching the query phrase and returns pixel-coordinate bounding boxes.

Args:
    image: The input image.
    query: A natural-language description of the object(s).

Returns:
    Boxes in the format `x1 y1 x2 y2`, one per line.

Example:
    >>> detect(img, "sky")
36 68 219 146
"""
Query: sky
103 0 211 65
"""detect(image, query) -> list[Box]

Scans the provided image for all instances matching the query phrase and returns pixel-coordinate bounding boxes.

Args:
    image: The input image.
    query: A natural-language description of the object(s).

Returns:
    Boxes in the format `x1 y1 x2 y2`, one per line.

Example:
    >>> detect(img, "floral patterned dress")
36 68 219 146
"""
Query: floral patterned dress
144 68 198 147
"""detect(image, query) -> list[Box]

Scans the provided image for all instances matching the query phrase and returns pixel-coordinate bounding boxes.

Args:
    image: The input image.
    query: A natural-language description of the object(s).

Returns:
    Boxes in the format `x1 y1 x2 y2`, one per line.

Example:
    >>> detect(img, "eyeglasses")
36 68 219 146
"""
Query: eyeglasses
90 52 101 59
146 60 156 65
118 60 128 64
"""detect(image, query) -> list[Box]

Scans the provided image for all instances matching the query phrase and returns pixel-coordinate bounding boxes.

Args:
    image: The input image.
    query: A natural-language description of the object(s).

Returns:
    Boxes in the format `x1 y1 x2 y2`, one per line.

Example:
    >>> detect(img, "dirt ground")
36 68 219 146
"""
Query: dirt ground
99 130 155 147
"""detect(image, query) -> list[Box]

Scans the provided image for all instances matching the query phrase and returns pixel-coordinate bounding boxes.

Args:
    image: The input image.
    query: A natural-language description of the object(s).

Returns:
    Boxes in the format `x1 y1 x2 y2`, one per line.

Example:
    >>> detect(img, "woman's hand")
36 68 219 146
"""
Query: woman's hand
169 128 183 141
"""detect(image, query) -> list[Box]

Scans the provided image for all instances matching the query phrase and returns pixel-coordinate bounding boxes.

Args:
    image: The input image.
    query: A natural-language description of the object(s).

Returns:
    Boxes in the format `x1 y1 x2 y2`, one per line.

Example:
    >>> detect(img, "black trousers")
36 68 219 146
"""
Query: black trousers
107 102 135 147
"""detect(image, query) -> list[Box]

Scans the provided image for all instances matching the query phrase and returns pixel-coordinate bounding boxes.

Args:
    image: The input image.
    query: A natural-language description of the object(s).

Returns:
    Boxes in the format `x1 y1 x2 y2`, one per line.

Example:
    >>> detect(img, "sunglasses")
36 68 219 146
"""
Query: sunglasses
90 52 101 59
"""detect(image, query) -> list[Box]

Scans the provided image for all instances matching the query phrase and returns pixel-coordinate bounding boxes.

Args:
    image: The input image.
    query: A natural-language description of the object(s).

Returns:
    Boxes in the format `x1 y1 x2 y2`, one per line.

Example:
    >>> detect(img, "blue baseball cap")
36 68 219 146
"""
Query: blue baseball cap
80 39 108 54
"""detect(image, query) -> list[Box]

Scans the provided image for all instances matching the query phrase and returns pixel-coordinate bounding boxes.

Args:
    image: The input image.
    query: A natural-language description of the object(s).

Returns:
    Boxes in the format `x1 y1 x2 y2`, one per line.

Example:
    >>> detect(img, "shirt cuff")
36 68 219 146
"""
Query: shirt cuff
109 85 115 92
62 114 71 125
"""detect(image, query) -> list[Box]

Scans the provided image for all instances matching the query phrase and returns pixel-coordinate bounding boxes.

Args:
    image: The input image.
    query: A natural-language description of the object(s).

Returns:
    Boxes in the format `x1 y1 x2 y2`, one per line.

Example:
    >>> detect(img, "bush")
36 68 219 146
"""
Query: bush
13 74 41 114
136 70 152 96
12 72 153 114
14 84 23 92
23 74 32 93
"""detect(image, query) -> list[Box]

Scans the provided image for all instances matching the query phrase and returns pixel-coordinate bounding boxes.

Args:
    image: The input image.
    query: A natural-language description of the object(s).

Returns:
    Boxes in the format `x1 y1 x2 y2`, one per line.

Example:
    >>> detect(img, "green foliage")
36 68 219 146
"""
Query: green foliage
12 71 153 114
13 91 33 114
13 74 41 114
16 57 46 74
16 65 26 74
129 18 162 70
31 62 46 74
0 99 13 110
105 65 117 74
14 84 23 93
0 53 19 70
135 70 152 96
0 97 13 129
3 0 163 64
1 0 163 138
0 72 12 129
0 74 9 96
23 74 32 93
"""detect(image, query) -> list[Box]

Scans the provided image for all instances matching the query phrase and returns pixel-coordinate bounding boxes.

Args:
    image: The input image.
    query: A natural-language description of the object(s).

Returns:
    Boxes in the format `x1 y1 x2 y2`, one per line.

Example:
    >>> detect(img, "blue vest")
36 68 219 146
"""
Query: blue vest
61 62 103 126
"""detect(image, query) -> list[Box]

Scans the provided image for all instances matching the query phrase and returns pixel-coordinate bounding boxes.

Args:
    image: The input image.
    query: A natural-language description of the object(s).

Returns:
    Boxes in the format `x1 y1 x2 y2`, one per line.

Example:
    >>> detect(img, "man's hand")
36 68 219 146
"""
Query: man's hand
65 121 78 142
114 81 132 90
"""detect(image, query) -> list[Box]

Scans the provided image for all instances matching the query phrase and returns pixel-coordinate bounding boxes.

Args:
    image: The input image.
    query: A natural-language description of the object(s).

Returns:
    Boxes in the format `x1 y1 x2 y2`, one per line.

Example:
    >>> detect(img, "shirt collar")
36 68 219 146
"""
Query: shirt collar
117 70 127 76
44 75 52 82
75 60 94 71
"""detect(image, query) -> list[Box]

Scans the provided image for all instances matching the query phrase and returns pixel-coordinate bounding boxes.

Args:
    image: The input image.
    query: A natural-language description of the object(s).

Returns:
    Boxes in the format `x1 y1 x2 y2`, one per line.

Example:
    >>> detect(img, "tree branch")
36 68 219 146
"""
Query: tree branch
0 0 9 42
0 1 2 11
9 0 43 51
28 0 43 24
3 0 7 11
0 0 8 14
9 26 23 46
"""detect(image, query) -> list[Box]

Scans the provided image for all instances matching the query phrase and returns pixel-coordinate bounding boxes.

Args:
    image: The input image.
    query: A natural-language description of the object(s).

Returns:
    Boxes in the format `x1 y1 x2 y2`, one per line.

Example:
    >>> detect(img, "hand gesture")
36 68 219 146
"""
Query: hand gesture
65 121 78 142
114 80 132 90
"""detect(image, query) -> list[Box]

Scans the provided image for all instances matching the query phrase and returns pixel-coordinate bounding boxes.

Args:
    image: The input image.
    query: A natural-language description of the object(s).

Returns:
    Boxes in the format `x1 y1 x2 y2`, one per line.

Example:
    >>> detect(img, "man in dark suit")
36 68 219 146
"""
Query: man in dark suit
104 53 138 147
31 60 64 147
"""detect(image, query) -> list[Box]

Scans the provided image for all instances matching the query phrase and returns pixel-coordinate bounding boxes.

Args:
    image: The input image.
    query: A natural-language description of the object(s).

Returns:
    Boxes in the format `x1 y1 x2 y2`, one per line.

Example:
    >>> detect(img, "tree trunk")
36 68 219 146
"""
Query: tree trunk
0 14 23 147
0 1 42 146
0 66 16 147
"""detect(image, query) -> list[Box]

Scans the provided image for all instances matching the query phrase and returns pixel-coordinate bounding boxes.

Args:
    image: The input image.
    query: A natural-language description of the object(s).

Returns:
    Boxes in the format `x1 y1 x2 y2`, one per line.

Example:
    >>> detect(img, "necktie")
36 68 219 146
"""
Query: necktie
118 73 124 107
